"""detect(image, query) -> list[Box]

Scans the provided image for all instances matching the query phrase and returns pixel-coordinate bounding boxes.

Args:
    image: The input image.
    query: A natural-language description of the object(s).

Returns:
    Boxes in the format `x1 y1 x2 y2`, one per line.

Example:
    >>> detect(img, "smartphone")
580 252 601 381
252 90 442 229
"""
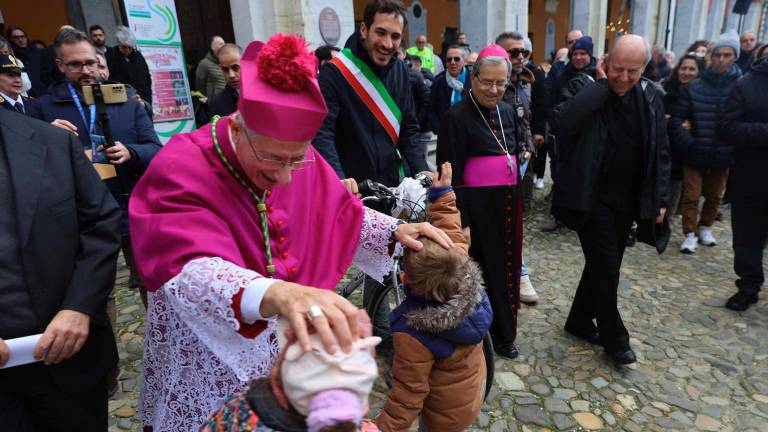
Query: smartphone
82 83 129 105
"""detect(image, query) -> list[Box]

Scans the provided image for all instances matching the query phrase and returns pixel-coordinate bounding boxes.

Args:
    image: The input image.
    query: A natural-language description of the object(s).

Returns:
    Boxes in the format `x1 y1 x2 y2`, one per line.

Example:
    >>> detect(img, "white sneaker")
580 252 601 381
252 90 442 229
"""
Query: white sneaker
680 233 698 254
699 226 717 246
520 275 539 304
535 178 545 189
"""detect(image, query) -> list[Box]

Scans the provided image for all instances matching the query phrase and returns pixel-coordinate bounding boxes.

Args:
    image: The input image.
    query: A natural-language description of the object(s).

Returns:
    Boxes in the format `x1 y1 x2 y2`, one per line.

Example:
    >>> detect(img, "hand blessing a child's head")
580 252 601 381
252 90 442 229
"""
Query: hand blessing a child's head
270 310 374 410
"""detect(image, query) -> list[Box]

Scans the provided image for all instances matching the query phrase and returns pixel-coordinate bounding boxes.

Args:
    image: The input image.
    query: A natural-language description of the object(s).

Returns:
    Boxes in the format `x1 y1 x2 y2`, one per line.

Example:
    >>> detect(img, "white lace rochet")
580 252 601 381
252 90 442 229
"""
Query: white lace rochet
140 207 399 431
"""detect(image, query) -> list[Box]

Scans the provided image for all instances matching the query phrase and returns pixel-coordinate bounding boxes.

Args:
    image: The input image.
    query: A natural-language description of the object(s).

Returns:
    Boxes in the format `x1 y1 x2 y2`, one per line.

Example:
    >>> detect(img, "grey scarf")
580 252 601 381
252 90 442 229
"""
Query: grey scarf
446 73 464 92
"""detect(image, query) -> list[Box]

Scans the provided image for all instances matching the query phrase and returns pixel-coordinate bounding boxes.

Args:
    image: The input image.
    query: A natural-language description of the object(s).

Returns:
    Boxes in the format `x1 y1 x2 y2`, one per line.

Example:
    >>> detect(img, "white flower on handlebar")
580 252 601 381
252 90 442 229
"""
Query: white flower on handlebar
393 177 428 220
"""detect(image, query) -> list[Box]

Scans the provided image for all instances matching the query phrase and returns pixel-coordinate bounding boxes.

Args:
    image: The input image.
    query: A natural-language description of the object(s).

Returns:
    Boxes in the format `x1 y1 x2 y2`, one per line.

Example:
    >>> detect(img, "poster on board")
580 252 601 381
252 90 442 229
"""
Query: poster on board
141 45 192 122
124 0 194 142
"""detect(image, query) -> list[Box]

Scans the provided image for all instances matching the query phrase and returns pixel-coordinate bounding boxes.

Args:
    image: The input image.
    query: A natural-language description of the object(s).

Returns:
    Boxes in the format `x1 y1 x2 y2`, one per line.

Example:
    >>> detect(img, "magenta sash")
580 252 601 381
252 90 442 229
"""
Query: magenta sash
463 155 518 187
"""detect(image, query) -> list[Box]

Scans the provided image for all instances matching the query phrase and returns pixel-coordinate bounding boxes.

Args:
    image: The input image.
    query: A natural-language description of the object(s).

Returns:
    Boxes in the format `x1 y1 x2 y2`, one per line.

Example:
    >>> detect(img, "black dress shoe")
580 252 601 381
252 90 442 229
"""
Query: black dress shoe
564 326 601 345
494 343 519 359
725 291 758 311
626 226 637 247
608 348 636 365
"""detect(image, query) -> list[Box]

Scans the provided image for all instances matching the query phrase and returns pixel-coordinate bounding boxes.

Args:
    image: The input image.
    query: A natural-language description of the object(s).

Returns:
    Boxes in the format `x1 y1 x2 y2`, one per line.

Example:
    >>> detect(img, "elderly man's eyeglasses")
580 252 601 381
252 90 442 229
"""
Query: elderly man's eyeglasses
476 79 508 90
62 60 99 72
446 56 463 63
241 127 315 171
507 49 530 58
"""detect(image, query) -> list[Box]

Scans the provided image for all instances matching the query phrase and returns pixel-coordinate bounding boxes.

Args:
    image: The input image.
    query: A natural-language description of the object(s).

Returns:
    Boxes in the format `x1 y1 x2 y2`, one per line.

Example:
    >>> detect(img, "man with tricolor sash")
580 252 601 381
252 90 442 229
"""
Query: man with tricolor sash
313 0 429 188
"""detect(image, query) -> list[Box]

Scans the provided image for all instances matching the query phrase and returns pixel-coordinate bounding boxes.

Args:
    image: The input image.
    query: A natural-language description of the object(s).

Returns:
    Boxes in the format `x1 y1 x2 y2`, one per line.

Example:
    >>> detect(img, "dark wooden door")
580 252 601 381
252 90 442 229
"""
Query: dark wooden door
174 0 235 67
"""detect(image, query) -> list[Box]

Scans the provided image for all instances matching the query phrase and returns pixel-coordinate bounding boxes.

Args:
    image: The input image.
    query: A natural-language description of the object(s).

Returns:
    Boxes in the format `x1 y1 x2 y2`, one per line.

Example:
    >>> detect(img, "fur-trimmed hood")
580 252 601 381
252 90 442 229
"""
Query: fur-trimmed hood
404 259 487 333
388 257 492 358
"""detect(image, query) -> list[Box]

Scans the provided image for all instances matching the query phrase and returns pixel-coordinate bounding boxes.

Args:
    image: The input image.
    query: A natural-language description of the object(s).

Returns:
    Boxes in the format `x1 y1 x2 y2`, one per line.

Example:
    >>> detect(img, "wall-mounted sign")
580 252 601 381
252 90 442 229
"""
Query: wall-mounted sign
124 0 194 141
319 7 341 46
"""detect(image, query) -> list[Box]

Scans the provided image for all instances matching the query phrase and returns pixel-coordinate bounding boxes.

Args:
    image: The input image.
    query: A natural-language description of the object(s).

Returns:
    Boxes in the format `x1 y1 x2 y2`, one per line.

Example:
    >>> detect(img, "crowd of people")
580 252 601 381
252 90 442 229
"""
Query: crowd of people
0 0 766 430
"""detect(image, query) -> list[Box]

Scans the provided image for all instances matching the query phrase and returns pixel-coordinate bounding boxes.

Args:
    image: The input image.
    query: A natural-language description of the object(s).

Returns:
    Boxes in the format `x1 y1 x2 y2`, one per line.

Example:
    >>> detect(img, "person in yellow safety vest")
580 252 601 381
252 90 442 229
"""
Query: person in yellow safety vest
407 34 435 73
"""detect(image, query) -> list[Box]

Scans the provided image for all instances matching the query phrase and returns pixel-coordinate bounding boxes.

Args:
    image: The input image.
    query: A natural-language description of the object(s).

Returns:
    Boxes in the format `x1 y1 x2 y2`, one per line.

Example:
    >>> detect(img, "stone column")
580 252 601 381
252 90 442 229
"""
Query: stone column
704 0 728 40
459 0 528 53
670 0 708 58
654 0 672 49
630 0 661 44
229 0 355 50
570 0 608 55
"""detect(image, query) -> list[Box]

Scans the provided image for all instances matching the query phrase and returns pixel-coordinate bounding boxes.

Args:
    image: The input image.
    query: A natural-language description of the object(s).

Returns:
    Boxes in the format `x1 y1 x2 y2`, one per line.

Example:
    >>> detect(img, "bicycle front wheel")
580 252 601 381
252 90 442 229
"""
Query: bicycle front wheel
482 332 495 400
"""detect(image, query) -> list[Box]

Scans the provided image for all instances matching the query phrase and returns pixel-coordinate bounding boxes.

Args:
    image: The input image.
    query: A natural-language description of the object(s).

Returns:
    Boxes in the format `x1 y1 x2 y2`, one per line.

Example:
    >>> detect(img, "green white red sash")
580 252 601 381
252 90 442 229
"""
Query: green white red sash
330 48 402 145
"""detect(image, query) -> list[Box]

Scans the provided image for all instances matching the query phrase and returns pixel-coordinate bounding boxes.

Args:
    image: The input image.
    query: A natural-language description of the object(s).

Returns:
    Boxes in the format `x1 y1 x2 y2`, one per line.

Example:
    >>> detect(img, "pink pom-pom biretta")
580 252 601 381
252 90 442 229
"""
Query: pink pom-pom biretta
257 33 318 92
237 33 327 141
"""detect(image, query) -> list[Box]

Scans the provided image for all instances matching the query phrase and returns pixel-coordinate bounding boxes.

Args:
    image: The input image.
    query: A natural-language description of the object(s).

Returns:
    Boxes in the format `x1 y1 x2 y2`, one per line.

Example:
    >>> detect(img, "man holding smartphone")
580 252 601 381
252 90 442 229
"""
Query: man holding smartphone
29 28 161 307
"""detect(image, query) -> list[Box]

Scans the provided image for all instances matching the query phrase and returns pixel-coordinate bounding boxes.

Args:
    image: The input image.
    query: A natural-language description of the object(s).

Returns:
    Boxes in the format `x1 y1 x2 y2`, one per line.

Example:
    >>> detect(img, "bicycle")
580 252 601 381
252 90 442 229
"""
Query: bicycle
337 175 495 400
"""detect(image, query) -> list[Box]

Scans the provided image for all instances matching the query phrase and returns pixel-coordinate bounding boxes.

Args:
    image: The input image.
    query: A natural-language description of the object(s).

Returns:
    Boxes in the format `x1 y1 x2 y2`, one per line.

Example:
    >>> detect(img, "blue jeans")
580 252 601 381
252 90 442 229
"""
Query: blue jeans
520 159 529 278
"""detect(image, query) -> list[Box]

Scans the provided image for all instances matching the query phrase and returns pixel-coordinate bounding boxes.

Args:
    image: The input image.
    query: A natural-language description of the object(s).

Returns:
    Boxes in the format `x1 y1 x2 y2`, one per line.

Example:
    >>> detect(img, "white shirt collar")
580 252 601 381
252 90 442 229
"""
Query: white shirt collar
0 91 22 107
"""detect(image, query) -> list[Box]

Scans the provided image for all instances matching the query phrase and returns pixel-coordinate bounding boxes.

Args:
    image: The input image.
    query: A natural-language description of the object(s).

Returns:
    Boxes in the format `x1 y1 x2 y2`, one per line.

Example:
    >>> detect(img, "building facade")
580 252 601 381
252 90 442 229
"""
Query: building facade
2 0 766 68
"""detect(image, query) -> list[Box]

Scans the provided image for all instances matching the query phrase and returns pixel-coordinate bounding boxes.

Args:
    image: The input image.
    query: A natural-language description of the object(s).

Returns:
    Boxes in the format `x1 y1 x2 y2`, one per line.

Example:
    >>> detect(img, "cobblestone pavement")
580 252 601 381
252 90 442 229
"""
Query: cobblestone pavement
108 185 768 431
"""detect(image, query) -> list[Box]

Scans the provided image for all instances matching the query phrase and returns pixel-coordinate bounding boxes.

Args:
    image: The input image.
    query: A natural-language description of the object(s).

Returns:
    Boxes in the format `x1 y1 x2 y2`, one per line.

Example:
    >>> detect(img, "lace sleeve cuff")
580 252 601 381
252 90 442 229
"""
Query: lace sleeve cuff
352 207 402 282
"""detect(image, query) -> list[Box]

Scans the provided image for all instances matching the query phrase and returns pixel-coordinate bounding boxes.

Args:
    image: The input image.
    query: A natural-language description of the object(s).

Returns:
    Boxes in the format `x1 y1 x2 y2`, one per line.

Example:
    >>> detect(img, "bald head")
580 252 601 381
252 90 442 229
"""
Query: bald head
611 34 650 64
606 34 649 94
217 43 242 57
566 29 583 50
210 36 225 52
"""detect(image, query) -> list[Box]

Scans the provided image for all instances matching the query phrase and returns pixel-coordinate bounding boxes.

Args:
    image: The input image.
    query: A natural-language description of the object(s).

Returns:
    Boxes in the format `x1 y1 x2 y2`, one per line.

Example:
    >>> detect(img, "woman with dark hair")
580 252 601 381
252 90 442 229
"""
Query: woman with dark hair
5 26 43 95
685 40 710 63
753 43 768 66
663 54 705 215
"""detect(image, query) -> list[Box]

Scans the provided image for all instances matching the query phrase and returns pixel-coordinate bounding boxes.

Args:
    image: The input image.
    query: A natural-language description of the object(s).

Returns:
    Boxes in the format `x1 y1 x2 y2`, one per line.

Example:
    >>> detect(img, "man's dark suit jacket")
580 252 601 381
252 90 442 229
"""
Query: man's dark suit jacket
0 109 121 390
209 85 238 118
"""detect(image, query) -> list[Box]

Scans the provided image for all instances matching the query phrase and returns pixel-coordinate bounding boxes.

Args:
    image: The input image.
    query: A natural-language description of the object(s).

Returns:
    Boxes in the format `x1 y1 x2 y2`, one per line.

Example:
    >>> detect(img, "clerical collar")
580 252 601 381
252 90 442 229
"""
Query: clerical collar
227 122 237 151
0 90 22 106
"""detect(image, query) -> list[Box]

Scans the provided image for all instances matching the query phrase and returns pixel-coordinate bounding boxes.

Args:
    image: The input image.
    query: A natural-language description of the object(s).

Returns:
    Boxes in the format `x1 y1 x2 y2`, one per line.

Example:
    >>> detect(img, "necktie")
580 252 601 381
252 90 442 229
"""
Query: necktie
14 101 24 114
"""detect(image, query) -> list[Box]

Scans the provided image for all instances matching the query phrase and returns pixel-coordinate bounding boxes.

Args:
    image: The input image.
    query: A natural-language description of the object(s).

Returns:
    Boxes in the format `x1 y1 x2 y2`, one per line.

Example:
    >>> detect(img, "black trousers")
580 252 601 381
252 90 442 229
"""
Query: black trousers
731 167 768 296
566 200 633 353
0 363 108 431
533 144 548 179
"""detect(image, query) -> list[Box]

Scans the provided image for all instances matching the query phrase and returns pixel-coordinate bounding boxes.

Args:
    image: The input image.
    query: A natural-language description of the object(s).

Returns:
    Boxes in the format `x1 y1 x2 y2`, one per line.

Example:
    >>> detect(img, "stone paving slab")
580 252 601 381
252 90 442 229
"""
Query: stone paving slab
108 184 768 431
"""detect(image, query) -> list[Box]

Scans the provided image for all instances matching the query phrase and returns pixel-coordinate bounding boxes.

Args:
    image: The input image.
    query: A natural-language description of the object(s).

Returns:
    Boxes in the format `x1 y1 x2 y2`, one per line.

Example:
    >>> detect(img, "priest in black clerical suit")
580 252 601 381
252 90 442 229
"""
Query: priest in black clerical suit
437 44 525 360
550 35 670 366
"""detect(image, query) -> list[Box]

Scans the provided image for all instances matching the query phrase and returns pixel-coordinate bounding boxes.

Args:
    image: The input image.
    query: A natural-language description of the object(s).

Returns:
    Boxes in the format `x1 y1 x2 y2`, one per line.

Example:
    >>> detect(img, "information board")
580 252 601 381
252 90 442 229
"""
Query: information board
124 0 194 141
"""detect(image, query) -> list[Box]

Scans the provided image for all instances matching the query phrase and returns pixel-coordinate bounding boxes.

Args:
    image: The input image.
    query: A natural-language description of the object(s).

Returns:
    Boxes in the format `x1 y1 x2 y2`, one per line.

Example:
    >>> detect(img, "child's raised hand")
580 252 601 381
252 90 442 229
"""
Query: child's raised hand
431 162 453 188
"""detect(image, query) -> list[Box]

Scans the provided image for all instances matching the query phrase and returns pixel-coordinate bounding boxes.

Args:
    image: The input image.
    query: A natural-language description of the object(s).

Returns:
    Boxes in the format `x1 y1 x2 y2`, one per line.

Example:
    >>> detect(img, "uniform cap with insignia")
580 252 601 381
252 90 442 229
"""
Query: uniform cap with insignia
0 54 23 76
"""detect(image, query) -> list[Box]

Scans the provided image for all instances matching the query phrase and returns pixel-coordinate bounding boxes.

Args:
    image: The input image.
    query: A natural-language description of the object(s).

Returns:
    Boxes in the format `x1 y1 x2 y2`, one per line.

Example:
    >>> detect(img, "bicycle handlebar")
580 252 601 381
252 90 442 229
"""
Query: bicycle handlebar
356 174 433 220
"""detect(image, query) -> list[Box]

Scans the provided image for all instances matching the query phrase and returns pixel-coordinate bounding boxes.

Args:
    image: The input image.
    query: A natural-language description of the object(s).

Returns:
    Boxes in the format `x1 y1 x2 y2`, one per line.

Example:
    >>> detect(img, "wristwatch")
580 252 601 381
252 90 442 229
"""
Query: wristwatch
391 219 407 242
